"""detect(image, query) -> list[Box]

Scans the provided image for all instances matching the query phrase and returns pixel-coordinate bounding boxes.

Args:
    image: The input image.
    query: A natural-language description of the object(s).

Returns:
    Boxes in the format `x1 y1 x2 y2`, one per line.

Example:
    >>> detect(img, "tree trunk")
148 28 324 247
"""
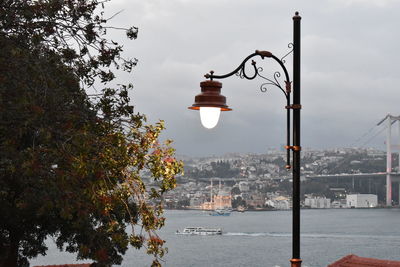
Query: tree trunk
1 233 19 267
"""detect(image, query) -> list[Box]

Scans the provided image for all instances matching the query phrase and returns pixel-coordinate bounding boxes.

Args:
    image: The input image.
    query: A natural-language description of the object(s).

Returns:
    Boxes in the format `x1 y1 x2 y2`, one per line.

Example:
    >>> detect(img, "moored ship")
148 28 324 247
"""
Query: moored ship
209 208 231 216
236 206 246 212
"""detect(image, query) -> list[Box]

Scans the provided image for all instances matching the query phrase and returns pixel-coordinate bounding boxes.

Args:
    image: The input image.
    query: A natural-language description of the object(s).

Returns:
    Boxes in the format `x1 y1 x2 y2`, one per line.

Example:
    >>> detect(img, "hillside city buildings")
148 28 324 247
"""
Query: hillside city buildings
152 147 397 210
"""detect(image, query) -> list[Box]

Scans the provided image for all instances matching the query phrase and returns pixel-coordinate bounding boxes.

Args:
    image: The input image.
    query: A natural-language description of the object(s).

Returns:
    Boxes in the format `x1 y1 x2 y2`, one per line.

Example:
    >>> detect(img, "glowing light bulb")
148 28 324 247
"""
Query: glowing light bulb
199 107 221 129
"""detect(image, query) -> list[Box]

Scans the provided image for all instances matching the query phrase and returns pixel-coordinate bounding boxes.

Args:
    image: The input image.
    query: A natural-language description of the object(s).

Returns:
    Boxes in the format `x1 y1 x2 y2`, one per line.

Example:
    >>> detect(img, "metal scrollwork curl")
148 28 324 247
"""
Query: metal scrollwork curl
281 43 294 64
206 50 290 99
273 71 282 88
260 82 271 93
257 69 286 97
235 60 258 80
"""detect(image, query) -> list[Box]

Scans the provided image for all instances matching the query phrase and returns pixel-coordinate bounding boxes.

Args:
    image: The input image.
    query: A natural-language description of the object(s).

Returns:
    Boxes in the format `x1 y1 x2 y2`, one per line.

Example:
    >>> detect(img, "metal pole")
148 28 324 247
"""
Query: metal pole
398 120 400 174
290 11 302 267
398 121 400 205
386 115 392 206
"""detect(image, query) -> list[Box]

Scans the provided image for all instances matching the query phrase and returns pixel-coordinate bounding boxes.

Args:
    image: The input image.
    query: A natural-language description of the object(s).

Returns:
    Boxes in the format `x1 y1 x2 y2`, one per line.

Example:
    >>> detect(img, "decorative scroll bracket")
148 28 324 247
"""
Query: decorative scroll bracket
203 48 295 170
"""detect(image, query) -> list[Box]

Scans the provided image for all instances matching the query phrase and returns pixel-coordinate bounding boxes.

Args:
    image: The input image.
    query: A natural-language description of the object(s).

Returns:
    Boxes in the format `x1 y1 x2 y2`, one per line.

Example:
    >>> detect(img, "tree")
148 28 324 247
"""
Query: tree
0 1 183 266
231 186 241 195
0 0 138 85
231 196 246 209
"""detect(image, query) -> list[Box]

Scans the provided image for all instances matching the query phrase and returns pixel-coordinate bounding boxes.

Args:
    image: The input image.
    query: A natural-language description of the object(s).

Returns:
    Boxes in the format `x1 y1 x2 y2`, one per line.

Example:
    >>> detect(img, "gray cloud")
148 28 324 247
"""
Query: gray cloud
104 0 400 156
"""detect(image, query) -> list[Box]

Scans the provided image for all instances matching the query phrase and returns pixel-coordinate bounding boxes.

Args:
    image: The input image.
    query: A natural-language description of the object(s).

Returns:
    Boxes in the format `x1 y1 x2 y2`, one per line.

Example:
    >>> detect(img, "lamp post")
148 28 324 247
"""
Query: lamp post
189 12 302 267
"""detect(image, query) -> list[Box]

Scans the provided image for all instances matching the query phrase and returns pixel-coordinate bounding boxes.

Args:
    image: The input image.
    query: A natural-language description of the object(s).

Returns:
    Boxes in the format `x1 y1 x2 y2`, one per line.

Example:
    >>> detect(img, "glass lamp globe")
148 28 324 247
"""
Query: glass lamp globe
199 107 221 129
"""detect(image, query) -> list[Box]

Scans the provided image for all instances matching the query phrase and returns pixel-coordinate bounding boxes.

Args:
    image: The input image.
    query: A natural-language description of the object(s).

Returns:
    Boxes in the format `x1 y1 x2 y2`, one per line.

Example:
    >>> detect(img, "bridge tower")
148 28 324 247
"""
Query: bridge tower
378 114 400 206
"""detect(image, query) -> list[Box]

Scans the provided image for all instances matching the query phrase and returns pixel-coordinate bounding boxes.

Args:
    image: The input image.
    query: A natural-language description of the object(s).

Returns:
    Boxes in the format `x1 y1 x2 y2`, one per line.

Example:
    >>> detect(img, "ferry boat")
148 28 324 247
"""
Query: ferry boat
176 227 222 235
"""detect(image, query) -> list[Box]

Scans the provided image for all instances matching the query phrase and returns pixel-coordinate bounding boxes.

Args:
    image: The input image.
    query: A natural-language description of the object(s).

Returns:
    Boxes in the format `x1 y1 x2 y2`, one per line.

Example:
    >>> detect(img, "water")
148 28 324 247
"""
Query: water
30 209 400 267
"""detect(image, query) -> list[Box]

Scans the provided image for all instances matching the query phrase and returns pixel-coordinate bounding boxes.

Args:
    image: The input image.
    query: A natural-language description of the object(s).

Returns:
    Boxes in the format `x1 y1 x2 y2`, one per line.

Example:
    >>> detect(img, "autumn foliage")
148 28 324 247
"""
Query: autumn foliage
0 1 183 267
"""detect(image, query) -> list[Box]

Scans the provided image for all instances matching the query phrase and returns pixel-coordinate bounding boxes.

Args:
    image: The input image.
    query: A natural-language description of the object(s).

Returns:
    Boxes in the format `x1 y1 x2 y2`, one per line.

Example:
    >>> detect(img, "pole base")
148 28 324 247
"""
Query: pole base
290 258 302 267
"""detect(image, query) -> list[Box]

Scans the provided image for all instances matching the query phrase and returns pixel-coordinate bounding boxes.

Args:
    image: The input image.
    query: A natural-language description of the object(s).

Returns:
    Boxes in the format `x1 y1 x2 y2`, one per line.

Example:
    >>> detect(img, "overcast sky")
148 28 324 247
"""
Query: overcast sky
103 0 400 156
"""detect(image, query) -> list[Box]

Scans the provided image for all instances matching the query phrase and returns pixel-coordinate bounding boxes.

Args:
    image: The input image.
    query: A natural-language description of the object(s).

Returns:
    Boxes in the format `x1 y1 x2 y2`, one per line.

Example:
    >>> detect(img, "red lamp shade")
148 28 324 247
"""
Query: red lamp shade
188 80 232 111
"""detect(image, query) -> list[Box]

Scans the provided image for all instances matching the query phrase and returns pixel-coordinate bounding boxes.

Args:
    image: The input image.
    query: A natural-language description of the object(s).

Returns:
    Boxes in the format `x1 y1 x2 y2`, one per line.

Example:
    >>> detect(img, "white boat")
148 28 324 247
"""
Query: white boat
209 208 231 216
237 206 246 213
176 227 222 235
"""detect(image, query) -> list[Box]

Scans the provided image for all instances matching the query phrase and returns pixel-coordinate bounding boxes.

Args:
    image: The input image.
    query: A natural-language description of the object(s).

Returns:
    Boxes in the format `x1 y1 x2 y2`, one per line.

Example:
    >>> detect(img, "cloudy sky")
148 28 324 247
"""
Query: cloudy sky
103 0 400 156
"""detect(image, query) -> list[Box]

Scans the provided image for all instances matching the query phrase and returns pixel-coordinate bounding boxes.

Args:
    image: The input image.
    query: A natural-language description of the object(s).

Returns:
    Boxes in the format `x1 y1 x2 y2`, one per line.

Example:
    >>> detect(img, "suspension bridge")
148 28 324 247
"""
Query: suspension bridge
309 114 400 206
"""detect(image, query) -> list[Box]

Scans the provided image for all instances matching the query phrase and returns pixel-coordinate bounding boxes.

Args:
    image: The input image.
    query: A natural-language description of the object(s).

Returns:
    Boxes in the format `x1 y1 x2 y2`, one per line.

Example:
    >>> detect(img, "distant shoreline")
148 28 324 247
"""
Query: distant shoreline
164 206 400 211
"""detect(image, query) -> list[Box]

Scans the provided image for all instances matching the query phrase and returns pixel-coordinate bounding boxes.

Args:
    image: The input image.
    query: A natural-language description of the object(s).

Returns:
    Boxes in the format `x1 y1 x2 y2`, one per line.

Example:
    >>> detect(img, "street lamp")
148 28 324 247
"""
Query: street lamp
188 12 302 267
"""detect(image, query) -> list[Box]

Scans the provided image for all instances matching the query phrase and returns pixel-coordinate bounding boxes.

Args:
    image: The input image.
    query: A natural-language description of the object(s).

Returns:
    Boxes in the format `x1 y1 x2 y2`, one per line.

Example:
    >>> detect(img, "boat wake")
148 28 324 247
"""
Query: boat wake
225 232 289 237
224 232 400 239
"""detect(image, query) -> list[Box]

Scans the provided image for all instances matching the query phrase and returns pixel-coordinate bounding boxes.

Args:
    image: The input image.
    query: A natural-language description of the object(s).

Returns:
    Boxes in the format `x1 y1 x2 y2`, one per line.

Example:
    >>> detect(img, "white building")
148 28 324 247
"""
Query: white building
213 190 232 210
331 199 347 208
304 197 331 209
266 196 291 210
346 194 378 208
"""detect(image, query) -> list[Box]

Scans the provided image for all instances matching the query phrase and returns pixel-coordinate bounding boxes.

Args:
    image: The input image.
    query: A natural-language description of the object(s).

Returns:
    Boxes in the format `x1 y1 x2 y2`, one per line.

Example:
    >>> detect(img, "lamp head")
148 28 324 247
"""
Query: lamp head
188 80 231 129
